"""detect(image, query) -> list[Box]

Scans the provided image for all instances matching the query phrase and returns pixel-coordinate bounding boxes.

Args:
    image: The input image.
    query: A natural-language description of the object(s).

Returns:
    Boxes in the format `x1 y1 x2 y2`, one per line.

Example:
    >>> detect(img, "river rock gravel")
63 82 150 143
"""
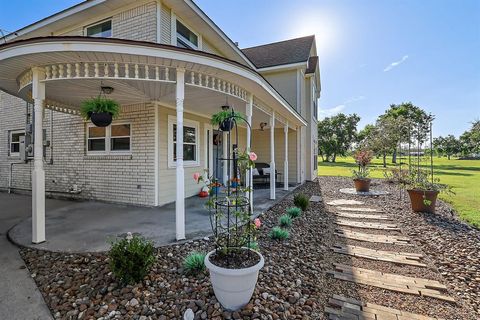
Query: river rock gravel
19 178 479 319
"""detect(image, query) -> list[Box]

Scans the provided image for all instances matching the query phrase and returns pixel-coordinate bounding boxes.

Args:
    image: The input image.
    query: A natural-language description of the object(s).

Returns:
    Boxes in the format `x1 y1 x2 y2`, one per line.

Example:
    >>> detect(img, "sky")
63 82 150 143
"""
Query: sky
1 0 479 137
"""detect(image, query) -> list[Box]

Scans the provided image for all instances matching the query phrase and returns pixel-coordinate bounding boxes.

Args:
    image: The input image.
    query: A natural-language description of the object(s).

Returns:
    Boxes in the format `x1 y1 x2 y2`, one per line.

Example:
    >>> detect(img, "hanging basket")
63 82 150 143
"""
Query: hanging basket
90 112 113 127
219 119 235 131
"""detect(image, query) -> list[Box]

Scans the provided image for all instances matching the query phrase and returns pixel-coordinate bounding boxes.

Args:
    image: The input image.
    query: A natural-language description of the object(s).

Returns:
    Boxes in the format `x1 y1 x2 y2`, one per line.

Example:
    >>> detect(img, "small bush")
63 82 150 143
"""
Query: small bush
109 233 156 285
279 214 293 227
293 193 309 211
269 227 289 240
287 207 302 218
183 252 206 275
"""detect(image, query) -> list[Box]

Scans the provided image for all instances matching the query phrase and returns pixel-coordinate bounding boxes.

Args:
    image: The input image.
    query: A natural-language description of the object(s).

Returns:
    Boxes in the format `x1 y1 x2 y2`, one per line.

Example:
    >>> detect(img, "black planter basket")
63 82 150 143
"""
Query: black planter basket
219 119 235 132
90 112 113 127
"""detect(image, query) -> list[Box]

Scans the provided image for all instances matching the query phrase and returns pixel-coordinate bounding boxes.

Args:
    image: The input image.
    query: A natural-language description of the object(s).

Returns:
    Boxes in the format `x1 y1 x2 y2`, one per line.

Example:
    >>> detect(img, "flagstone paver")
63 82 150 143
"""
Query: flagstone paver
335 212 392 220
339 188 389 196
325 295 444 320
335 219 400 231
327 199 365 206
336 206 383 213
331 244 426 267
328 264 455 303
309 195 322 202
335 228 412 245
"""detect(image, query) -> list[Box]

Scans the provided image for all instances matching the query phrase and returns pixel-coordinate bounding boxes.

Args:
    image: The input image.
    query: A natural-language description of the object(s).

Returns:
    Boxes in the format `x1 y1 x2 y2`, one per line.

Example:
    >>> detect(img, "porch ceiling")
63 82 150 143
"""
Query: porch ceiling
0 37 306 127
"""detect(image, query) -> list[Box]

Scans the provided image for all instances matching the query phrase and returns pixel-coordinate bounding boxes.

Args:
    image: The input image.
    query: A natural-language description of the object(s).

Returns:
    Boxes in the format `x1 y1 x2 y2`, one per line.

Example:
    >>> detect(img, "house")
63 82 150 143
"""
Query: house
0 0 321 243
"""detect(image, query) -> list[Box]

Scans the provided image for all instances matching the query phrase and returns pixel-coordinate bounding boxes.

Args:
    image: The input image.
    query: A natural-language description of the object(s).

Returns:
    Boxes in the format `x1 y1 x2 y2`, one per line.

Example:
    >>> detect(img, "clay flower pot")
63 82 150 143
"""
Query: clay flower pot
205 249 264 311
353 178 371 192
407 189 439 213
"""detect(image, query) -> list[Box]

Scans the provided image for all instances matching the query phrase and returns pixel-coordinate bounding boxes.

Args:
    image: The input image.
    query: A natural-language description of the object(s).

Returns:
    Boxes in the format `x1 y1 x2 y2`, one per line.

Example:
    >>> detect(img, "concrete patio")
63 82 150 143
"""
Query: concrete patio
7 186 295 253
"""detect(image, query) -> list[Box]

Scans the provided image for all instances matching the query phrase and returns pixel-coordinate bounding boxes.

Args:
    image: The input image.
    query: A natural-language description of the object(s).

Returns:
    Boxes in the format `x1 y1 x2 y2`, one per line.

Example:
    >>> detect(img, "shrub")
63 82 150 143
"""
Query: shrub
293 193 309 211
286 207 302 218
183 252 206 275
108 233 156 285
279 214 293 227
269 227 289 240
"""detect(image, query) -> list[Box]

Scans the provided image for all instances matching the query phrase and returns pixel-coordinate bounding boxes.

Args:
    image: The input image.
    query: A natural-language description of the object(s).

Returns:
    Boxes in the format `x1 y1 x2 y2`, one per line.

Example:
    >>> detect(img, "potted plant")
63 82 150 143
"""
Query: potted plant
352 149 374 192
401 168 451 213
195 148 262 311
230 177 240 188
211 109 245 131
80 96 120 127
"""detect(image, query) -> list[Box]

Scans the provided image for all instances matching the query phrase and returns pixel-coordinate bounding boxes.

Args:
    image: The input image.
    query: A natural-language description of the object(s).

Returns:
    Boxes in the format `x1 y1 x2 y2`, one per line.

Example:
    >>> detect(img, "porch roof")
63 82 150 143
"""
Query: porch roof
0 36 306 127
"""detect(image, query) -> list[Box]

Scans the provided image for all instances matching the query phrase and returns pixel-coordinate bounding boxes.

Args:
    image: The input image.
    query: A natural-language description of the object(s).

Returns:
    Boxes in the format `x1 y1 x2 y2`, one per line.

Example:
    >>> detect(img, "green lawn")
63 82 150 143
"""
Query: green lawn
318 156 480 228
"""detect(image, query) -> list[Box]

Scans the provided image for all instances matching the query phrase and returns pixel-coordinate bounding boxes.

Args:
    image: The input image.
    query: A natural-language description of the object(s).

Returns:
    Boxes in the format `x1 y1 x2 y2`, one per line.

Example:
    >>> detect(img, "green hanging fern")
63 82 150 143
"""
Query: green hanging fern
80 97 121 120
211 110 245 126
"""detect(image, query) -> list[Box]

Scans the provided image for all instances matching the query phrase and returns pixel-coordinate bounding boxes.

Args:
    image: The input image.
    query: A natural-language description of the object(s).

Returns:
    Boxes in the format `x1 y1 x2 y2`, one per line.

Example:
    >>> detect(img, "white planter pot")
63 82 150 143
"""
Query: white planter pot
205 249 264 311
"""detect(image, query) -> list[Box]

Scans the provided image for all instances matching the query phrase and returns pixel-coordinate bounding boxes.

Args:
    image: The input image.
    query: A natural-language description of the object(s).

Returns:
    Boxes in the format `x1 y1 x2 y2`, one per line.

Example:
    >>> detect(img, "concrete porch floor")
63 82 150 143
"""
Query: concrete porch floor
7 186 295 253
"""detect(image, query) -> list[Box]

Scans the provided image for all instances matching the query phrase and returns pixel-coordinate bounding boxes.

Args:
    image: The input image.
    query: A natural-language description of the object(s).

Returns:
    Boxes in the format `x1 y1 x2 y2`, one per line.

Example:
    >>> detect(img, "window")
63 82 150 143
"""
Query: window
87 123 131 155
9 130 24 157
312 82 318 120
168 116 199 167
86 20 112 38
176 20 198 49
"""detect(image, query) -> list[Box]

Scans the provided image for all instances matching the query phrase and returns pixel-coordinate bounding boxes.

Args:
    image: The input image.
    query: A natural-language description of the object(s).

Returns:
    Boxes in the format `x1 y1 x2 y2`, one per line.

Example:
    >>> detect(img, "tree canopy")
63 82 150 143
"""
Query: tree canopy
318 113 360 162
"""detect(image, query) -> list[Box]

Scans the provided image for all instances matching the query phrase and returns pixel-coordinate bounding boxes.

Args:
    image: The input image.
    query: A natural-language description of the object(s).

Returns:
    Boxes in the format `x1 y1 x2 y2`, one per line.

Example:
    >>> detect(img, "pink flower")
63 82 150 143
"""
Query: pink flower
254 218 261 228
249 152 257 161
193 172 200 182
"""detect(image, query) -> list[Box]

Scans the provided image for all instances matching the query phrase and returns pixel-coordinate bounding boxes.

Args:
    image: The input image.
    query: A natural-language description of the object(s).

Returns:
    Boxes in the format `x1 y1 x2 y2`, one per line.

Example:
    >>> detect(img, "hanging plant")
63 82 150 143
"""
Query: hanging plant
80 96 120 127
211 110 245 131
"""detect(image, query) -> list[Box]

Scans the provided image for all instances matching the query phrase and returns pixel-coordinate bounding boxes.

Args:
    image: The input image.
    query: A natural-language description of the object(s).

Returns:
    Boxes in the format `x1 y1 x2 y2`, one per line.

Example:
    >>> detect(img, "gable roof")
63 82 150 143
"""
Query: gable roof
241 35 315 69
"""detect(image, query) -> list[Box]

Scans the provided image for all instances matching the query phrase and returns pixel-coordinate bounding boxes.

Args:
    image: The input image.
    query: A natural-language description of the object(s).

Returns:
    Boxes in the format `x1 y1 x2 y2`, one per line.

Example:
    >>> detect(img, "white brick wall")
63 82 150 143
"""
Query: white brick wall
113 2 158 43
0 91 156 206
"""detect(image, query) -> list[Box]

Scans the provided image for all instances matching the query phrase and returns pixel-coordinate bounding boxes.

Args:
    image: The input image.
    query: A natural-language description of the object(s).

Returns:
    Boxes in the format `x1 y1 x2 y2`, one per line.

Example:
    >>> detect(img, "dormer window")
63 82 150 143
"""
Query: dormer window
86 20 112 38
176 20 198 49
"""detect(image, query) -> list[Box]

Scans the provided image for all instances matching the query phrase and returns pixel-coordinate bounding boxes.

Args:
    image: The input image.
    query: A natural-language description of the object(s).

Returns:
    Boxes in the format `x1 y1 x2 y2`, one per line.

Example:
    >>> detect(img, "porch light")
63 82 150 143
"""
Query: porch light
260 122 267 131
101 86 114 94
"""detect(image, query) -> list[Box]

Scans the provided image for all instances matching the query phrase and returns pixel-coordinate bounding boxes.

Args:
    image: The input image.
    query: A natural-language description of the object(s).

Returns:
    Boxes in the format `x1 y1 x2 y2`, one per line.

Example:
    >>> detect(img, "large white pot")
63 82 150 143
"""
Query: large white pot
205 249 264 311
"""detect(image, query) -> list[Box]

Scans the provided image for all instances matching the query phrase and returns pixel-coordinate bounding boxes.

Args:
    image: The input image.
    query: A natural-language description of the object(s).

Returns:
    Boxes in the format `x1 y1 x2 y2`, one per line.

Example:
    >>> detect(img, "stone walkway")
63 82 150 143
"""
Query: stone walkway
325 197 456 319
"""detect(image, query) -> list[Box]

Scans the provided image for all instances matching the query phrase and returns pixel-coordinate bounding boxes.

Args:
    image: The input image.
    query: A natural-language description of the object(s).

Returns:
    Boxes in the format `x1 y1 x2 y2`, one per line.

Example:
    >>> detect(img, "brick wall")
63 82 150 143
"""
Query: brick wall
0 91 156 206
112 2 158 42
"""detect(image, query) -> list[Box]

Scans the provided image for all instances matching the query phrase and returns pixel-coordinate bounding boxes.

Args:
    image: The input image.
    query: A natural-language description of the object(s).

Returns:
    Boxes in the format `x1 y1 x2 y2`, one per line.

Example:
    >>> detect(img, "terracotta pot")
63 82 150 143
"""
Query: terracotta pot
90 112 113 127
407 189 439 213
353 178 371 192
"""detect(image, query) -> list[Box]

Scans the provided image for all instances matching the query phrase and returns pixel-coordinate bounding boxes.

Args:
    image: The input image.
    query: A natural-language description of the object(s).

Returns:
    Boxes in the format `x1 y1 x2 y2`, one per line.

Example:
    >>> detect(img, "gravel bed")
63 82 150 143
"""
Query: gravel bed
19 178 478 319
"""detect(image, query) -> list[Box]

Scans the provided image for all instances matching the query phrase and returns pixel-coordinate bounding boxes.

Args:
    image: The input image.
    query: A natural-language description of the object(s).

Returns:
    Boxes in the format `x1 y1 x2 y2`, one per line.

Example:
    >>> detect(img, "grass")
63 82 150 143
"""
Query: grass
318 155 480 228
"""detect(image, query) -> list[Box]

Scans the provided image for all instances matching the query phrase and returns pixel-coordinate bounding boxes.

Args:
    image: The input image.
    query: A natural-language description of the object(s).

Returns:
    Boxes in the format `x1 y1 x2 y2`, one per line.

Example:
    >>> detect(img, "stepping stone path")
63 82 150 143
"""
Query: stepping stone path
326 295 443 320
336 206 383 213
335 219 400 231
309 195 322 202
325 197 455 318
335 228 412 245
335 212 392 220
339 187 389 196
326 199 365 206
329 264 455 303
331 244 426 267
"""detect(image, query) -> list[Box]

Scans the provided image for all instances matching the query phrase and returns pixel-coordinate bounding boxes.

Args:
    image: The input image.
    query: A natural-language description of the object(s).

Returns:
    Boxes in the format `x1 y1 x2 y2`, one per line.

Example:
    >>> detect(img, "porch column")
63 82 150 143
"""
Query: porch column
245 94 253 208
223 131 228 185
270 112 276 200
175 68 186 240
32 67 45 244
283 122 289 191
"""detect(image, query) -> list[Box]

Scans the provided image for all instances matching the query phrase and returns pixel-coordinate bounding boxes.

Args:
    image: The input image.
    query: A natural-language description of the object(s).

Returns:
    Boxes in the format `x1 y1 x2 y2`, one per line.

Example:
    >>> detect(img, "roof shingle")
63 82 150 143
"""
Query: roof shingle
241 35 315 69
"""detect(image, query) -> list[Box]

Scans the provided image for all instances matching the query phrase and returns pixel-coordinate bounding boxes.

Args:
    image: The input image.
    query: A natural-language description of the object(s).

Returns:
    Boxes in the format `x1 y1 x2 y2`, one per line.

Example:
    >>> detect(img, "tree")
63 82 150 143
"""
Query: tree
459 120 480 155
434 135 461 159
356 124 375 145
359 117 399 167
379 102 432 163
318 113 360 162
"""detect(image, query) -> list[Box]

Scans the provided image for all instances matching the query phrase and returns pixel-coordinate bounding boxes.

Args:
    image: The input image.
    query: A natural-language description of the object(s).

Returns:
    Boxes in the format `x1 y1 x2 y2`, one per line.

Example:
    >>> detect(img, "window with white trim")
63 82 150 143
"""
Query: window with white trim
168 116 200 167
9 130 24 157
87 123 131 155
312 82 318 120
176 19 199 49
85 20 112 38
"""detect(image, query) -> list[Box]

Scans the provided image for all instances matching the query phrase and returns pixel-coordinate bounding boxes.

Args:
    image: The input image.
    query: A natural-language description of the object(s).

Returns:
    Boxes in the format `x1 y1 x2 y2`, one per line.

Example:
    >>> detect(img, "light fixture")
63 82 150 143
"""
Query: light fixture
101 86 114 94
260 122 267 131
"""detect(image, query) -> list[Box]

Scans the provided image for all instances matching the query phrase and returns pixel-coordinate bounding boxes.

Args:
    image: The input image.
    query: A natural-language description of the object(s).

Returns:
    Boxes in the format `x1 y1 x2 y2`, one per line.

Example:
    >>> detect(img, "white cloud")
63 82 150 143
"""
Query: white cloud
383 55 409 72
319 104 346 118
344 95 366 104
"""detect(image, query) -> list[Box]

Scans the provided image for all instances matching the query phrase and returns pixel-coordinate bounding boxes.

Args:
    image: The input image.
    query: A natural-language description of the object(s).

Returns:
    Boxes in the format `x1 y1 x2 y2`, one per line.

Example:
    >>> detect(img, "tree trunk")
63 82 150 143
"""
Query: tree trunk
392 150 397 163
382 152 387 168
332 153 337 163
448 154 451 160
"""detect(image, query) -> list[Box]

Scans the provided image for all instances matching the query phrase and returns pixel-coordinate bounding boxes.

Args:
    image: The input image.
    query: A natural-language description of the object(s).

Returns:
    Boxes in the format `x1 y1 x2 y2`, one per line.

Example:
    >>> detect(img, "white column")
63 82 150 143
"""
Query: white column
283 122 289 191
175 68 186 240
31 67 45 244
222 131 228 185
270 112 276 200
245 94 253 208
